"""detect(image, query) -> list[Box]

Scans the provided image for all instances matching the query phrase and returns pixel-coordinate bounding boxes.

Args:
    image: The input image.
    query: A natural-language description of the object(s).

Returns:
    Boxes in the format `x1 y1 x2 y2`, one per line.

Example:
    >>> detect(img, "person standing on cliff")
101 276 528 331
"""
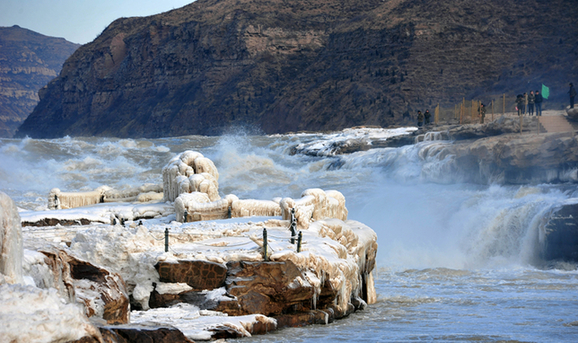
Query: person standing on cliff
569 83 576 108
535 90 543 116
478 103 486 123
516 94 524 116
528 91 535 116
424 109 431 125
417 110 424 127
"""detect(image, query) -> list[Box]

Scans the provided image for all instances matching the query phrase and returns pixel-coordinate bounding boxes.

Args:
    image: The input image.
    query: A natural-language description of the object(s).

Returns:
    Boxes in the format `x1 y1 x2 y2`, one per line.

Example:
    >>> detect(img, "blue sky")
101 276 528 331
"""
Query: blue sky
0 0 194 44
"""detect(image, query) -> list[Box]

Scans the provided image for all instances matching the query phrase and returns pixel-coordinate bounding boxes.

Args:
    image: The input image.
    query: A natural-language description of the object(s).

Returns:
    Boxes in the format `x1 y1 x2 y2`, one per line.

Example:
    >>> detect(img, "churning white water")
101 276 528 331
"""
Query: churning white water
1 129 578 342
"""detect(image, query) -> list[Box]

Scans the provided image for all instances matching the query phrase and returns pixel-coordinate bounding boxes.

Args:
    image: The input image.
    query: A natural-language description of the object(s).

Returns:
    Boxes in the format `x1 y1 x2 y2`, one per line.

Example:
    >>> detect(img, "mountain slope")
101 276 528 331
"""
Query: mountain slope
0 26 79 137
15 0 578 138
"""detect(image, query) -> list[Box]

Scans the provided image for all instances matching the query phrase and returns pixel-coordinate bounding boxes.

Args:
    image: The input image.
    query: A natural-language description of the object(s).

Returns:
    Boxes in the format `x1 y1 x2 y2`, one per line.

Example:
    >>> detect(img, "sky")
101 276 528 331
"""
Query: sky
0 0 195 44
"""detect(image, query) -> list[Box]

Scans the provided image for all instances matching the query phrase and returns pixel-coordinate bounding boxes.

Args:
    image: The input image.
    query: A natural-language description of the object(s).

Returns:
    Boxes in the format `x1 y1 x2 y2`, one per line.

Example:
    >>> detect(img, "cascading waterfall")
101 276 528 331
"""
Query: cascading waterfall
1 133 573 268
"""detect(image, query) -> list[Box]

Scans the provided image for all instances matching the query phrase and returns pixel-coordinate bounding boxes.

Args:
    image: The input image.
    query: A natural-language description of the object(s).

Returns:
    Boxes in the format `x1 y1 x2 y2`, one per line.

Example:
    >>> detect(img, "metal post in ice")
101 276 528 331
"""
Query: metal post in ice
263 228 268 261
297 231 302 253
290 221 297 244
183 210 188 223
165 228 169 252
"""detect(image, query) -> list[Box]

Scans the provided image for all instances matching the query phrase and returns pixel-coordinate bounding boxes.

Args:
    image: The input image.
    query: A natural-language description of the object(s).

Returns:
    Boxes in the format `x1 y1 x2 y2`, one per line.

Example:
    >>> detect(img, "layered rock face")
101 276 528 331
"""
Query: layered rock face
0 26 79 137
15 0 578 138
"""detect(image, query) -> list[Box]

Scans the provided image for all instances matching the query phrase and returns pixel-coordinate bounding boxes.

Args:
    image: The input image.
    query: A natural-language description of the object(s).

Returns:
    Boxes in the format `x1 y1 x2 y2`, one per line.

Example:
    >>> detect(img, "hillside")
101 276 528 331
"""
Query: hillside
0 26 79 137
15 0 578 138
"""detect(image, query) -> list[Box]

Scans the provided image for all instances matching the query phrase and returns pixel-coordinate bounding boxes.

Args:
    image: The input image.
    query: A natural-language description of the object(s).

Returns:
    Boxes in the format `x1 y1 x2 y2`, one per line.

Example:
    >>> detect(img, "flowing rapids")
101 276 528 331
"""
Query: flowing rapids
1 129 578 342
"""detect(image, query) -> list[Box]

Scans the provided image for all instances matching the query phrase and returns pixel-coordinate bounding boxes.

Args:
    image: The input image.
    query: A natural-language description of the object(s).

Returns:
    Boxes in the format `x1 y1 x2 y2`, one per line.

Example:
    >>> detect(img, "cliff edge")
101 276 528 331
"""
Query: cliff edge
0 26 79 137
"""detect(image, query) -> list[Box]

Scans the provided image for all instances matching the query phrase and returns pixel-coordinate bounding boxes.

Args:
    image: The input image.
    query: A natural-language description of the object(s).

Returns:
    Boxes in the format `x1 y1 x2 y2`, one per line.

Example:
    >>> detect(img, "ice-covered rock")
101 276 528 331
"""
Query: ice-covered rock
38 249 130 324
231 199 282 218
163 151 220 202
0 191 23 284
280 189 348 229
175 193 236 222
49 186 111 210
48 184 164 210
0 283 102 343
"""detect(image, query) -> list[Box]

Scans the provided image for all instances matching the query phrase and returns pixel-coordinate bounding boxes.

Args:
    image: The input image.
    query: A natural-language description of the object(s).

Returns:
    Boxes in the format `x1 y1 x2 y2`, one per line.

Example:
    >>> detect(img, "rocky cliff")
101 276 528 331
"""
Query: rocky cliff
0 26 79 137
15 0 578 138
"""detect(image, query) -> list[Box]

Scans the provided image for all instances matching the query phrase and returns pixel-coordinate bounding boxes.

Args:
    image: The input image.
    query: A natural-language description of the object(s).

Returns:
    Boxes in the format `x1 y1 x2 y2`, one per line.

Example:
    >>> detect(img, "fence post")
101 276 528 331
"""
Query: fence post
290 221 297 244
297 231 302 253
263 228 268 261
164 228 169 252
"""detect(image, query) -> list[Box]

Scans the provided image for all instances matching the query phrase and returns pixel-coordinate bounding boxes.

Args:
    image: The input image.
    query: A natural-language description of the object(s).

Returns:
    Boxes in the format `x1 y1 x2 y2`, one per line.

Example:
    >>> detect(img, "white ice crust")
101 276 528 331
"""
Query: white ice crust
293 127 418 156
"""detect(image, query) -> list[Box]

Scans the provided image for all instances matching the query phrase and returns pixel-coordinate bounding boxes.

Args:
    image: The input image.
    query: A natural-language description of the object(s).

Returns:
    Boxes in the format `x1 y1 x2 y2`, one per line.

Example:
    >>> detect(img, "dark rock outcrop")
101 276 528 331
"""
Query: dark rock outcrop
16 0 578 138
22 217 93 227
540 203 578 262
69 325 195 343
156 260 228 290
0 26 79 137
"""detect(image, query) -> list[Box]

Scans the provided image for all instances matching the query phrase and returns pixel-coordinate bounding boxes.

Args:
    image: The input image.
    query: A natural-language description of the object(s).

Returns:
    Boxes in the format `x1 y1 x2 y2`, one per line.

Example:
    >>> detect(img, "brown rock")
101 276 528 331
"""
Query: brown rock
209 316 276 339
67 325 195 343
41 249 130 324
155 260 227 290
217 260 314 316
149 287 235 310
275 310 333 328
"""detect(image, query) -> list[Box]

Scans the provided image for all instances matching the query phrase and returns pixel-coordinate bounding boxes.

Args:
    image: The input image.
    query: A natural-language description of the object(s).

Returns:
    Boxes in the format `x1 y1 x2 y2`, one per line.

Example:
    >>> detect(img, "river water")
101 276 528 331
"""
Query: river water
1 128 578 342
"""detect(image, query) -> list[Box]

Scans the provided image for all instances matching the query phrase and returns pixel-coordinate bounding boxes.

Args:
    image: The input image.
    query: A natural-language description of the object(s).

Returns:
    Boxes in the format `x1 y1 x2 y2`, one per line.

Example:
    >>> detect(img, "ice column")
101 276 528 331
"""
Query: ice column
0 192 23 284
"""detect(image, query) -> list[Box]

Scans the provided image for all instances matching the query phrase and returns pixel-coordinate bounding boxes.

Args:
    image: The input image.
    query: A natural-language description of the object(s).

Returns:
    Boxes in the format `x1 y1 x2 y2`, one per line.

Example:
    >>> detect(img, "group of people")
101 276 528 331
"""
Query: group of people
515 90 544 116
412 83 576 128
416 109 432 127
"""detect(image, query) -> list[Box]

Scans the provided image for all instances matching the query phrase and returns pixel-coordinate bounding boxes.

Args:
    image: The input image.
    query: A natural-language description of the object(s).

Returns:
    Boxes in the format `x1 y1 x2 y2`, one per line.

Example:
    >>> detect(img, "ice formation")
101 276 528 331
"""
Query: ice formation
162 151 220 202
0 192 23 284
49 184 163 210
0 283 101 343
280 188 348 230
22 201 175 226
168 151 349 228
